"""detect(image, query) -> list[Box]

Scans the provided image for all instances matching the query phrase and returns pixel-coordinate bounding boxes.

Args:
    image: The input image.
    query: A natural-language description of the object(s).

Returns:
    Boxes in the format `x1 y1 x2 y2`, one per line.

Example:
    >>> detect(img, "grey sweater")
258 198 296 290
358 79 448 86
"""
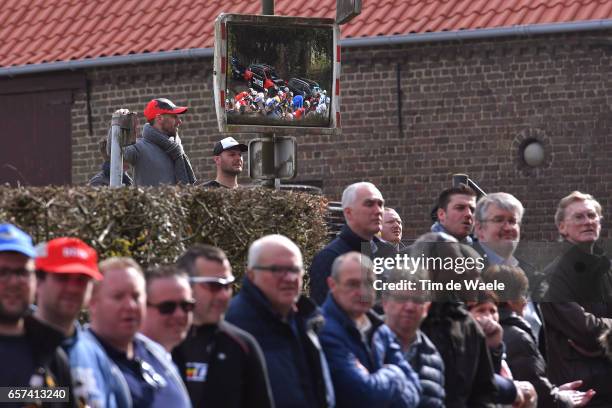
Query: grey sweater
123 126 177 186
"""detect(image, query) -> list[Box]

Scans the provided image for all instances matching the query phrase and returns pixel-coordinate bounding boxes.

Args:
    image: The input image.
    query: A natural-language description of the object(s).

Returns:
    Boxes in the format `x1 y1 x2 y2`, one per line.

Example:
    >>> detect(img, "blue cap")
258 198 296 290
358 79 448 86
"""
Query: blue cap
0 223 35 258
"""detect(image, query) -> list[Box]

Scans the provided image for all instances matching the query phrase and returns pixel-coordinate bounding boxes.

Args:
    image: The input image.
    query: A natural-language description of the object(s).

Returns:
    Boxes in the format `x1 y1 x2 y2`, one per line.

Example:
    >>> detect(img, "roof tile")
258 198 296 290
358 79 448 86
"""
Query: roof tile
2 0 612 68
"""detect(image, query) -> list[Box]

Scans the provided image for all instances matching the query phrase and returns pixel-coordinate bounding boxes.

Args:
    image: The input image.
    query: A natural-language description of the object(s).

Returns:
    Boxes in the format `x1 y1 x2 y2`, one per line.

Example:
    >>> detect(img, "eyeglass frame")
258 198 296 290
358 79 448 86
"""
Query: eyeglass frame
482 216 521 227
146 299 196 315
189 275 235 292
0 266 34 282
251 265 303 275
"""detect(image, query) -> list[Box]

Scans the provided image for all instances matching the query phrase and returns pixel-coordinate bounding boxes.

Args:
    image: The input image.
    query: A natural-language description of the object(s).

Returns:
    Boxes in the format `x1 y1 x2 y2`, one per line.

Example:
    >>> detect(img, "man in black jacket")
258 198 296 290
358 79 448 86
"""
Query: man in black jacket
472 192 546 348
0 223 74 408
173 244 274 408
226 235 335 408
542 191 612 407
409 232 497 408
310 181 395 304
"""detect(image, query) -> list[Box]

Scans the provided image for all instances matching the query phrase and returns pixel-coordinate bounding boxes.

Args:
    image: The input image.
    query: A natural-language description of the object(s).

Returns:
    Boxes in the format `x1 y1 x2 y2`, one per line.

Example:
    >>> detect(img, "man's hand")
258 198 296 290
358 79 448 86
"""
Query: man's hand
557 380 596 407
475 315 503 349
512 381 537 408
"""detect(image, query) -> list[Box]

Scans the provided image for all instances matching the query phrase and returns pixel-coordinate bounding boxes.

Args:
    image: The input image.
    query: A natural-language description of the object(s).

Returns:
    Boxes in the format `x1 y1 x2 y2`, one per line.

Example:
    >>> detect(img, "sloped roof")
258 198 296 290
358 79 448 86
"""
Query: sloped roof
1 0 612 68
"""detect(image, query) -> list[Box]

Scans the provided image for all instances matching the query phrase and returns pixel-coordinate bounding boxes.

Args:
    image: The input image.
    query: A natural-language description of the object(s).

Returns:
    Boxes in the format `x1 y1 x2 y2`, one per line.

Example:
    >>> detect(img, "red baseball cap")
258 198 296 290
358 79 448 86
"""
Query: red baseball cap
35 237 102 281
143 98 188 121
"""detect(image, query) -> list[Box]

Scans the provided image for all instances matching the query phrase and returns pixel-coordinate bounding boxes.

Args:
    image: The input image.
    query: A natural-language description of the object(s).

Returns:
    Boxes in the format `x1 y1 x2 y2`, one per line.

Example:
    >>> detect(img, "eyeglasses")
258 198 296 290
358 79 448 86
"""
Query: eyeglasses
0 267 33 282
135 358 167 389
189 276 235 292
252 265 303 275
483 217 520 226
147 299 196 315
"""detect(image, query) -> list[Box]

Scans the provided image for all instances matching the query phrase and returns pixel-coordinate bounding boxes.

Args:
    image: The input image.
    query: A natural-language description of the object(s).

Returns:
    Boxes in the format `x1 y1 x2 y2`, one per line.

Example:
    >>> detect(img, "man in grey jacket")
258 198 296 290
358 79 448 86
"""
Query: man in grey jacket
123 98 196 186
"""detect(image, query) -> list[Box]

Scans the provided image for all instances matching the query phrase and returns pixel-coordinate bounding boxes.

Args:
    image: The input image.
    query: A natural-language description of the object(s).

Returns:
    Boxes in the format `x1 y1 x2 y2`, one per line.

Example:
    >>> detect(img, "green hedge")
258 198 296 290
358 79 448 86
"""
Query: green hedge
0 186 329 285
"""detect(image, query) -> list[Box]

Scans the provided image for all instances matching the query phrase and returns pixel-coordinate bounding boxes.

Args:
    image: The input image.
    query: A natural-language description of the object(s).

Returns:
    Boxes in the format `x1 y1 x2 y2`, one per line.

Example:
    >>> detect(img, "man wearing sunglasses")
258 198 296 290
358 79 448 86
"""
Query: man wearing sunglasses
34 237 131 408
141 265 194 352
0 224 75 408
225 235 335 408
88 257 191 408
173 244 274 408
123 98 196 186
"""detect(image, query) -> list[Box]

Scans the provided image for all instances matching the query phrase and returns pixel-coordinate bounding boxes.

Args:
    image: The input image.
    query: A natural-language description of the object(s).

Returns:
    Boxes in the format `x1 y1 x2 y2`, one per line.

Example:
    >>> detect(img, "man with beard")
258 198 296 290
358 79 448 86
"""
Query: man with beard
319 252 421 408
172 245 274 408
34 237 130 408
123 98 196 186
201 137 248 188
141 265 194 352
87 257 191 408
0 224 74 408
226 235 336 408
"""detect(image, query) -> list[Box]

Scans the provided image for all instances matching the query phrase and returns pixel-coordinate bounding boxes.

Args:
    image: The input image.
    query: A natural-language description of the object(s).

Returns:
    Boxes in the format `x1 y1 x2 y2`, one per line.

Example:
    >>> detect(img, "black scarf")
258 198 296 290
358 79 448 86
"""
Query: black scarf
142 124 197 184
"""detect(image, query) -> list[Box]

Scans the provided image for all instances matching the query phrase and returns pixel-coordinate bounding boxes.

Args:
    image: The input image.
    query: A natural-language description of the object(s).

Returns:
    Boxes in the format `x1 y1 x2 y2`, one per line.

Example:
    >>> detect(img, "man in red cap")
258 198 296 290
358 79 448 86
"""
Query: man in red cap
34 237 131 408
123 98 196 186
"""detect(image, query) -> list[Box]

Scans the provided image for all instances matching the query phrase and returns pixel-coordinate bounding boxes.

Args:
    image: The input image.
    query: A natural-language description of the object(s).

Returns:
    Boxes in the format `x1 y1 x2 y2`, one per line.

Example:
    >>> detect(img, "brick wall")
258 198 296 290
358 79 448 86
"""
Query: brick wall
71 30 612 242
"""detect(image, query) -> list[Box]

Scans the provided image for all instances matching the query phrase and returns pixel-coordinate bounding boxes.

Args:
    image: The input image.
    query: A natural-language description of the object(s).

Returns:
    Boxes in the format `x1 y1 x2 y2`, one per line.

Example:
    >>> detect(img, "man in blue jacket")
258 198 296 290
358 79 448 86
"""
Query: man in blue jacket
225 235 335 408
34 237 131 408
319 251 421 408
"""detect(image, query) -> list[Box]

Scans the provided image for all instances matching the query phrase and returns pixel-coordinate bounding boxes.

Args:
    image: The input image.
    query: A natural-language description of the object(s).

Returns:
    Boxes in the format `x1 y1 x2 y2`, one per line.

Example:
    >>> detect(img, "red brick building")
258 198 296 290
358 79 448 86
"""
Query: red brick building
1 0 611 242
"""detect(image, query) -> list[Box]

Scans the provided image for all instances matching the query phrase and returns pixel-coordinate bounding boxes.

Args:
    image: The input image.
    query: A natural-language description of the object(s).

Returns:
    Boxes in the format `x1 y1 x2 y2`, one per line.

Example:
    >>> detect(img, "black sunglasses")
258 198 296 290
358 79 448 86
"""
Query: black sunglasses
147 299 196 315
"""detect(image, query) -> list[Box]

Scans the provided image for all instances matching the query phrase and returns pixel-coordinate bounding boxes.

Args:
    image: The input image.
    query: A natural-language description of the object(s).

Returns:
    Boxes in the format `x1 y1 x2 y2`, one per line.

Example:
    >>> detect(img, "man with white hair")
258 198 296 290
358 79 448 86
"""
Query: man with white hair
381 207 406 251
541 191 612 406
310 181 394 304
225 235 335 408
473 192 544 339
320 252 421 407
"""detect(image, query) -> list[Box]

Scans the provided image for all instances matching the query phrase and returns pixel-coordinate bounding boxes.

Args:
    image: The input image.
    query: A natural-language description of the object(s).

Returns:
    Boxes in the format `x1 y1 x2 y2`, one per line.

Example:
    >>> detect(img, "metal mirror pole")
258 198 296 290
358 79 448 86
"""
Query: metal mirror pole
109 111 125 188
261 0 276 188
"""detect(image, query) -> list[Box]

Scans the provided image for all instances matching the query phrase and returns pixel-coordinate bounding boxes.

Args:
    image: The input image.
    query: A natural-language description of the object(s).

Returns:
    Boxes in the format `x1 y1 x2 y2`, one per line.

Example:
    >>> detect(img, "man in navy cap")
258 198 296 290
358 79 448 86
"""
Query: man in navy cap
200 137 248 189
123 98 196 186
0 224 74 406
